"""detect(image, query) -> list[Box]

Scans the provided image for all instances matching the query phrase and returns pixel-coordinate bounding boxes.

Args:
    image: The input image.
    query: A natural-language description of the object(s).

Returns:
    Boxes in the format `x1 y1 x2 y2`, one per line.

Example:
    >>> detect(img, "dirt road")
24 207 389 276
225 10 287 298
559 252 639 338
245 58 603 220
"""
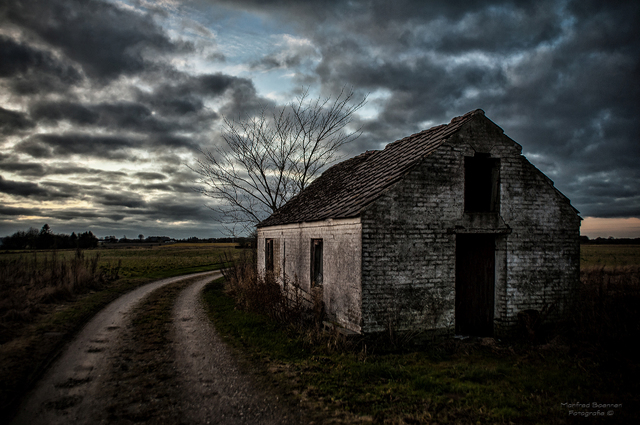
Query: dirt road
10 272 298 424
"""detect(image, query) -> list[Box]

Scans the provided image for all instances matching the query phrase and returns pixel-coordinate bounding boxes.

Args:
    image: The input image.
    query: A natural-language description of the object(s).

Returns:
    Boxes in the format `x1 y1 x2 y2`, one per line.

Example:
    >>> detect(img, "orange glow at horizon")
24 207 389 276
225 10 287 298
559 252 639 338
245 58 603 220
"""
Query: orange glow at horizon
581 217 640 239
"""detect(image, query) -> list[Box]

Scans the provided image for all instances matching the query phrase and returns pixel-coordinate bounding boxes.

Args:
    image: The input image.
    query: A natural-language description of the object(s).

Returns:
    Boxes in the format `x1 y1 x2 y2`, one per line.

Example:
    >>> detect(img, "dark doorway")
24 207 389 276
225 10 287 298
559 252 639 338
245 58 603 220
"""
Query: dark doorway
455 234 495 336
310 239 323 287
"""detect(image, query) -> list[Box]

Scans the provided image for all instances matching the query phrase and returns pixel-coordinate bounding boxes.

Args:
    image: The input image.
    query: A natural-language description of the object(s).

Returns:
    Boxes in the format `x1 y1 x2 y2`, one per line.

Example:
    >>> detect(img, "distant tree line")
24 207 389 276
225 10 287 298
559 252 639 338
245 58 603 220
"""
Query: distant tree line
580 236 640 244
99 235 255 248
102 235 172 244
1 224 98 250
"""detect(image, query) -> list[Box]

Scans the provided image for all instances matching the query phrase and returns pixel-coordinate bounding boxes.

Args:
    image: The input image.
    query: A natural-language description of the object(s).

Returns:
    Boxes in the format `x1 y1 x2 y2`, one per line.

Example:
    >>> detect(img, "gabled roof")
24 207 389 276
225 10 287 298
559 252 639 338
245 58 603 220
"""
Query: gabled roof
258 109 485 228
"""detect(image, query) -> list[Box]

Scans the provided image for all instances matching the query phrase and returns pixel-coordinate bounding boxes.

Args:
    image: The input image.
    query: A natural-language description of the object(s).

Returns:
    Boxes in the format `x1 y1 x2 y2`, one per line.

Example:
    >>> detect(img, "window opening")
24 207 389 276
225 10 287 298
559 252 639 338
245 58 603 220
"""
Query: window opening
310 239 323 287
464 153 500 212
265 238 274 272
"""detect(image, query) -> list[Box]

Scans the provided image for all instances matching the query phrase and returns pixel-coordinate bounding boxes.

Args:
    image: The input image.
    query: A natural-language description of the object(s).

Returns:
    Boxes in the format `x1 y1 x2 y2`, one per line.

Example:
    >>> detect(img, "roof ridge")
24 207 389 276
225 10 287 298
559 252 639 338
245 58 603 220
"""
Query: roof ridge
258 109 485 227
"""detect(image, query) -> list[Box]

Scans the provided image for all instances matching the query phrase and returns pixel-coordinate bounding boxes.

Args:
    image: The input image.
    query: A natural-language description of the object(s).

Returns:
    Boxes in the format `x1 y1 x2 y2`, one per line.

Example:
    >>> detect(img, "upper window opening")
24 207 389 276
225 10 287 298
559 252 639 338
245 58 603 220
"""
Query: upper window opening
464 153 500 213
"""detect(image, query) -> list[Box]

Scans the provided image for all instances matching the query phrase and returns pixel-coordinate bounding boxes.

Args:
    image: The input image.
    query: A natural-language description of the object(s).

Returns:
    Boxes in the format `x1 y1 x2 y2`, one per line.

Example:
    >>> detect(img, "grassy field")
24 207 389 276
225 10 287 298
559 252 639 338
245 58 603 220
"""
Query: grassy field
0 245 239 419
1 243 237 279
202 244 640 424
580 244 640 268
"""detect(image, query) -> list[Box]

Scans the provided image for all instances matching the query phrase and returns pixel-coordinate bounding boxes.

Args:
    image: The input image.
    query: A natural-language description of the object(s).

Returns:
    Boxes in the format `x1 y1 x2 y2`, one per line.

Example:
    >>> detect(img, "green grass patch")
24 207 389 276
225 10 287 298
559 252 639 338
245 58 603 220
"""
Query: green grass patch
202 278 638 424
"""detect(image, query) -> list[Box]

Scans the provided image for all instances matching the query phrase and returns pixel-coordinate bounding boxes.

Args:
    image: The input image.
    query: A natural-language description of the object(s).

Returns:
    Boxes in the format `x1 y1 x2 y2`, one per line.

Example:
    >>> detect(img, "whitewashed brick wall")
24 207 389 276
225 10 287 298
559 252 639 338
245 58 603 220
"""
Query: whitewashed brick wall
257 218 363 332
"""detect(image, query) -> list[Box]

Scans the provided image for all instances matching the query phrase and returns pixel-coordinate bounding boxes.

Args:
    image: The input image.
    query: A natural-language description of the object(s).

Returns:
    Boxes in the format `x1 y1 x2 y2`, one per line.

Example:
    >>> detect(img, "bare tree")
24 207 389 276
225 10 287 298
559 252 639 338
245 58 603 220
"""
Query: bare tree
193 87 367 235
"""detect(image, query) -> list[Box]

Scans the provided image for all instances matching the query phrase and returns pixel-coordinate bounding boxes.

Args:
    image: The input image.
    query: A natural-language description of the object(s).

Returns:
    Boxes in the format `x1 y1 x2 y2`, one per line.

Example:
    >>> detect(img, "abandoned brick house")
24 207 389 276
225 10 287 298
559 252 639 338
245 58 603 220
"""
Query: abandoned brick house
257 109 581 337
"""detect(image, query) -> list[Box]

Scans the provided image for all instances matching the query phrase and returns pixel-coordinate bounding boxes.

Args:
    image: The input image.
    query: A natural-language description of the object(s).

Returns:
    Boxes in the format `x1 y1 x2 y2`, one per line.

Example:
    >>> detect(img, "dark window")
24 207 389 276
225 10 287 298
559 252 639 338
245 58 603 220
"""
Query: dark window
310 239 323 287
464 153 500 212
265 238 274 272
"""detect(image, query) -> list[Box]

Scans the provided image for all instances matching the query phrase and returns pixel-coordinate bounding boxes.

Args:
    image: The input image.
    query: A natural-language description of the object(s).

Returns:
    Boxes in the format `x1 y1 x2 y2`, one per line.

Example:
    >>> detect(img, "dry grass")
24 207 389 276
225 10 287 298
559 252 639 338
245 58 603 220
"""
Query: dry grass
219 250 309 329
0 250 119 342
569 265 640 348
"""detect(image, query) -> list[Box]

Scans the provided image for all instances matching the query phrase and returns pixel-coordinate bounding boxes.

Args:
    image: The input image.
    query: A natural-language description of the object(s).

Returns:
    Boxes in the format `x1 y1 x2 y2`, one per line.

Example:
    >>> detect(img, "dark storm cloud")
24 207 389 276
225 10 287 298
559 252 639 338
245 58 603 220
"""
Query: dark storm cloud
92 103 177 133
128 182 195 194
150 135 199 151
0 205 41 217
98 192 147 209
132 197 214 222
44 164 127 179
134 172 166 181
0 107 34 135
0 161 46 177
30 102 99 125
30 101 183 133
0 175 48 197
136 72 267 119
0 35 83 94
0 175 72 199
3 0 190 82
84 190 210 222
219 78 274 119
16 134 136 159
249 39 319 72
15 131 200 160
405 7 562 54
48 210 107 221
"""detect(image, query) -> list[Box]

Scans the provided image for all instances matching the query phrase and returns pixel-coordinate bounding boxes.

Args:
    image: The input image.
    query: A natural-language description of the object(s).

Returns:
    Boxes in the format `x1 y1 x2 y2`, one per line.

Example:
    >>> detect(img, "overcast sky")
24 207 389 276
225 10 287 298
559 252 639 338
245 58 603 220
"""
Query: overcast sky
1 0 639 239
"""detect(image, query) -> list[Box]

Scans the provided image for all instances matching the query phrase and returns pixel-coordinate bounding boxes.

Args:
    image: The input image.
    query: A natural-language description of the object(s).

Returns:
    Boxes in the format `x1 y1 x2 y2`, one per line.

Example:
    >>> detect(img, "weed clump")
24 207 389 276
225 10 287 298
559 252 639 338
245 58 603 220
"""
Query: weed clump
218 251 360 353
219 250 307 328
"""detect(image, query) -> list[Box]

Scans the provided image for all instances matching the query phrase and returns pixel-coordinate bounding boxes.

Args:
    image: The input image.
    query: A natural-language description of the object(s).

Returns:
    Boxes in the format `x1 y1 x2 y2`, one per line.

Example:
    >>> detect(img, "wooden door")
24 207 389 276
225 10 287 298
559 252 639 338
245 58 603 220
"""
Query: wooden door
455 234 495 336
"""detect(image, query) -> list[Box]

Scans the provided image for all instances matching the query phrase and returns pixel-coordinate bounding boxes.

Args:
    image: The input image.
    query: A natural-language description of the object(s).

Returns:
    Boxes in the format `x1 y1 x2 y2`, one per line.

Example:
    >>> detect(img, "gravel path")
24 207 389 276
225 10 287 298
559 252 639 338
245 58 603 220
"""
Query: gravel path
10 271 297 425
171 278 296 424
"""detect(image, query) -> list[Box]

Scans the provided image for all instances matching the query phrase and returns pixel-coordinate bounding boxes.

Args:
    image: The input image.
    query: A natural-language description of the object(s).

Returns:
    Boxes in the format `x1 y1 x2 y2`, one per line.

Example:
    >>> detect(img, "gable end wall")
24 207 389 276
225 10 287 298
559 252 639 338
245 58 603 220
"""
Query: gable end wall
360 116 580 336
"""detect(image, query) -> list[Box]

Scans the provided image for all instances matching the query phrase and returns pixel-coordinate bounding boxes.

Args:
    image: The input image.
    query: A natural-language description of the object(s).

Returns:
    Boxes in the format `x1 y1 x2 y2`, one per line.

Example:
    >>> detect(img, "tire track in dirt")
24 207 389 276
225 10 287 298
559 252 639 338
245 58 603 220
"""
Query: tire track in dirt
10 271 220 425
171 277 298 424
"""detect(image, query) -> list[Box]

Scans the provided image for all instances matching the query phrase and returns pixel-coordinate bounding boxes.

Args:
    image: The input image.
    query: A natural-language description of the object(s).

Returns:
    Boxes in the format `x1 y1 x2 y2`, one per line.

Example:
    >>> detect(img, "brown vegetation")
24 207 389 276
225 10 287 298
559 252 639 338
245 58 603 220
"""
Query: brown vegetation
570 265 640 349
0 249 120 343
219 251 308 328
